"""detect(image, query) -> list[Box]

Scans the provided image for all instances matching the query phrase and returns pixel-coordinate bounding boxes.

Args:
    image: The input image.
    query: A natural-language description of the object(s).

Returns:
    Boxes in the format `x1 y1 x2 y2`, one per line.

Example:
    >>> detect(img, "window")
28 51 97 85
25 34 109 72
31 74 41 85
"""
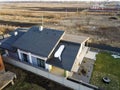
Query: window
22 53 29 62
37 58 45 68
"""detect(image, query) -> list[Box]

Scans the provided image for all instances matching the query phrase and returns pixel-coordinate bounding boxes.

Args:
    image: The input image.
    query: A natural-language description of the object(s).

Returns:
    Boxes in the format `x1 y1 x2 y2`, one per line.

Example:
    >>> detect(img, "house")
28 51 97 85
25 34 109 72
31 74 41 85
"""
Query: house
0 26 90 90
0 55 5 71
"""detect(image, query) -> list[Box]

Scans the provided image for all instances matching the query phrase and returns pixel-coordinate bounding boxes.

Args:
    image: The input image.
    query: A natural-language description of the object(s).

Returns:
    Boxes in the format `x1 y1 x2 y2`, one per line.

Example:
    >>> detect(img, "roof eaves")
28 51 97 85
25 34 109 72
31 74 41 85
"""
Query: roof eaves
47 31 65 58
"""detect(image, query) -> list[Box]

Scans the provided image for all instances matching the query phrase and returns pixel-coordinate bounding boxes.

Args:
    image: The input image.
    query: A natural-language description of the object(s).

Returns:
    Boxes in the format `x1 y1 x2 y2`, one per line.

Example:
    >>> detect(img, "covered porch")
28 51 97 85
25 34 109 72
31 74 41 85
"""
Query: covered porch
50 66 66 77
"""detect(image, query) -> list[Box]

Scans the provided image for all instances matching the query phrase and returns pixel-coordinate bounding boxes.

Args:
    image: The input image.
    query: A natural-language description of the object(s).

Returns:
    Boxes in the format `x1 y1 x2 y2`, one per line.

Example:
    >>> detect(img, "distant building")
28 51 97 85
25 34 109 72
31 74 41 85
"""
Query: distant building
89 2 120 12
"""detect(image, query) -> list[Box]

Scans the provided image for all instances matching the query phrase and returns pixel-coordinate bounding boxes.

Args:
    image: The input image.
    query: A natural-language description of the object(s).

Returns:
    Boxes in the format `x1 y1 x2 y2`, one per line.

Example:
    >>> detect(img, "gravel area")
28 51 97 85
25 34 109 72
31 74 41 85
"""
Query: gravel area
72 58 94 83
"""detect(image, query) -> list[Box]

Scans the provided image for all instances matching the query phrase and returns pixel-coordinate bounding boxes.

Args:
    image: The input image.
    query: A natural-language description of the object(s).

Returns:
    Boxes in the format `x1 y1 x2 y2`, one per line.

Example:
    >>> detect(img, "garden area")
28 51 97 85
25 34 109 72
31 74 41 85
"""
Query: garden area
3 63 72 90
90 52 120 90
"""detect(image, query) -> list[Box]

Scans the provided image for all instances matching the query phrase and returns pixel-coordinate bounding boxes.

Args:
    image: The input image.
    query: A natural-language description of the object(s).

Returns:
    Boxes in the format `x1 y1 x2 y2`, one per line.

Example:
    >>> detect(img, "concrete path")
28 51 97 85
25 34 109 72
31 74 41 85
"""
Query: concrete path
85 51 98 60
71 58 95 83
71 48 97 83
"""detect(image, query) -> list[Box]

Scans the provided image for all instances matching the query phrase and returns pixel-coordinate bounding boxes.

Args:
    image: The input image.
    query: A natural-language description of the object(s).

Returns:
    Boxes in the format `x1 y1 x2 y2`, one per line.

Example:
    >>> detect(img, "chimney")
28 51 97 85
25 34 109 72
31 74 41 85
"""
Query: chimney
39 26 43 31
14 31 18 36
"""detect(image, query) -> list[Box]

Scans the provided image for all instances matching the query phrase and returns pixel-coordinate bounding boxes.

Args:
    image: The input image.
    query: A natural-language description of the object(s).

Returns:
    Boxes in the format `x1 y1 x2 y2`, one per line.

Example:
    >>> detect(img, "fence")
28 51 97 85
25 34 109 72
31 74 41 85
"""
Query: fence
86 43 120 53
3 56 99 90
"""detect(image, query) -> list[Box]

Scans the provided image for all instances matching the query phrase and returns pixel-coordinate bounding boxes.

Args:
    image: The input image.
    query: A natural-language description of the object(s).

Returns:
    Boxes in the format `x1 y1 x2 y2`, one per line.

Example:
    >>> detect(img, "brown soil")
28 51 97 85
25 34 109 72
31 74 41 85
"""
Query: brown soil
0 2 120 48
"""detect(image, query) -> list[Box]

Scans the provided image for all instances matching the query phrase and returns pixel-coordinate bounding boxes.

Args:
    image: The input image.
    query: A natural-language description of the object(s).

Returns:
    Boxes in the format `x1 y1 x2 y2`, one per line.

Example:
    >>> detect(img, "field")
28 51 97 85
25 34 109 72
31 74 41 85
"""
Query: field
0 2 120 47
90 52 120 90
0 2 120 89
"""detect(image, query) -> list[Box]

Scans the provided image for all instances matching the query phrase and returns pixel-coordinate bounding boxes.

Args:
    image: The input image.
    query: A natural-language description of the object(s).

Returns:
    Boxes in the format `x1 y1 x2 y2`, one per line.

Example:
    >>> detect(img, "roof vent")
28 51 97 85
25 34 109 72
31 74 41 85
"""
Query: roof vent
14 31 18 36
39 26 43 31
54 45 65 61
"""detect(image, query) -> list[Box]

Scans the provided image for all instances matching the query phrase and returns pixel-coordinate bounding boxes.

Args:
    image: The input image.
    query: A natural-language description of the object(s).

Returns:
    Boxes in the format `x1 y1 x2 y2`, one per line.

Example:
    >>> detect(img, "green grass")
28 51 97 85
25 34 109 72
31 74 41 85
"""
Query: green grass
90 52 120 90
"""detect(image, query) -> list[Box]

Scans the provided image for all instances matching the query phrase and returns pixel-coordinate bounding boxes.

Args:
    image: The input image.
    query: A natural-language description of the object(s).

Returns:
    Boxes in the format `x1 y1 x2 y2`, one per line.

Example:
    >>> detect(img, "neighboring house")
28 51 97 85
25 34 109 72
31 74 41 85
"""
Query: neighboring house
0 55 5 71
0 26 91 90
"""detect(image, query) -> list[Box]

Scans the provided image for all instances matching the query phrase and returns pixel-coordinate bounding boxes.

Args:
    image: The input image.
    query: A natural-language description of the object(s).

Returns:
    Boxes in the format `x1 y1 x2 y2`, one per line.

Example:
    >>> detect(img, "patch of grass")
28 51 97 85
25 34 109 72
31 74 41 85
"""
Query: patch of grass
90 52 120 90
91 71 119 90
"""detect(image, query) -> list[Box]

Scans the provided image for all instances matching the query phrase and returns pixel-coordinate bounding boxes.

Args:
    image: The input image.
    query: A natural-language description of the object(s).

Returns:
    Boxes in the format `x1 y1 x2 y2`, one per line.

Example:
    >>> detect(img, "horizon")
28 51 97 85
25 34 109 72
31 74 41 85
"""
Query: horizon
0 0 120 2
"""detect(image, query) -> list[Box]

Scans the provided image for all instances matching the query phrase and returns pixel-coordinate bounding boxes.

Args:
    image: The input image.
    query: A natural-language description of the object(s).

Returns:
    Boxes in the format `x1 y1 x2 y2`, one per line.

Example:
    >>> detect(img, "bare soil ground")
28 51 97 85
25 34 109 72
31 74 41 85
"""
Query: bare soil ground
0 2 120 47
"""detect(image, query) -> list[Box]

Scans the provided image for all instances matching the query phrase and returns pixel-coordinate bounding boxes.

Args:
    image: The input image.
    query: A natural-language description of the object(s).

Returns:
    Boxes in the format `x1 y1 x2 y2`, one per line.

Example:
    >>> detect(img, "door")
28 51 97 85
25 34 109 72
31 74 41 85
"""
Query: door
22 53 29 62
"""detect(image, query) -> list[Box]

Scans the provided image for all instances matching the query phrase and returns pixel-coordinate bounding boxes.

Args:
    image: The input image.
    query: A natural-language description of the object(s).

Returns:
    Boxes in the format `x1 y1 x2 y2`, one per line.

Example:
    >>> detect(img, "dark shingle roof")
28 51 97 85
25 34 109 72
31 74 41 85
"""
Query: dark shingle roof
46 41 80 71
13 26 64 57
0 28 28 51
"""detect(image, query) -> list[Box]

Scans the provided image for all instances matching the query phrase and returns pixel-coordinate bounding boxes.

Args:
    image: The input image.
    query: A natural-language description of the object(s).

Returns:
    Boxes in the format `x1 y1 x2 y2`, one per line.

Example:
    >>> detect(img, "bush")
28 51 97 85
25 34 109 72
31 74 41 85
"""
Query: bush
81 67 88 75
109 17 118 20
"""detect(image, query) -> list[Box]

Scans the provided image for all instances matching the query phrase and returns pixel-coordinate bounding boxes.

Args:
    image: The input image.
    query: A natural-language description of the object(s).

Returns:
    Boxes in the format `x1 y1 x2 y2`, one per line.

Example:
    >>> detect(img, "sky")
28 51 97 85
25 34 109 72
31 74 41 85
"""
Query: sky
0 0 120 2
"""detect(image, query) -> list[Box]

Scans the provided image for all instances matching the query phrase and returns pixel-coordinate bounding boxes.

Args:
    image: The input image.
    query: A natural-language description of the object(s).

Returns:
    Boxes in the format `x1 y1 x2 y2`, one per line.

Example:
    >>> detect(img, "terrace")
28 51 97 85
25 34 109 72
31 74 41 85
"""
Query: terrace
47 40 80 72
50 66 65 77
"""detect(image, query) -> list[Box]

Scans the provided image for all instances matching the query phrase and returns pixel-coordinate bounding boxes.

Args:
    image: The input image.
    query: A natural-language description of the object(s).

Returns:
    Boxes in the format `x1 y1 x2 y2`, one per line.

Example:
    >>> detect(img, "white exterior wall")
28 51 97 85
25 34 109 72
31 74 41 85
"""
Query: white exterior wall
17 49 22 60
78 44 82 57
28 53 32 64
5 50 9 56
65 71 71 77
17 49 47 61
17 49 47 69
77 42 86 58
45 63 52 71
77 43 83 58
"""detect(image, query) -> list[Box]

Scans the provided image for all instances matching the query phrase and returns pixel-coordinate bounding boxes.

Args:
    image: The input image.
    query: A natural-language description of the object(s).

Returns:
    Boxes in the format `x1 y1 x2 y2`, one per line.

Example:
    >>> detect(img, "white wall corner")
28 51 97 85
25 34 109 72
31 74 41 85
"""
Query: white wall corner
45 63 52 71
5 50 9 56
77 44 82 58
28 53 33 64
17 49 22 61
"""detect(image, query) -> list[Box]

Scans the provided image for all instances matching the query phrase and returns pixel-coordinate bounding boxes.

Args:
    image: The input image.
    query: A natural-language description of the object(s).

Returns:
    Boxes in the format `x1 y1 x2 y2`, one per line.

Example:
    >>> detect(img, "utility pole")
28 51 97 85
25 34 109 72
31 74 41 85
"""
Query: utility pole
66 8 67 17
77 7 78 14
42 14 44 26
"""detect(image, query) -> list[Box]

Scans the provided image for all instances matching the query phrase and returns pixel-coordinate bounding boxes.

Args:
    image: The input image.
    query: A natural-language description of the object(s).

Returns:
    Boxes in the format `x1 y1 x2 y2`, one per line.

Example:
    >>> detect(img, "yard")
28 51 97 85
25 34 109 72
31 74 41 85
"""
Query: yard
90 52 120 90
3 63 72 90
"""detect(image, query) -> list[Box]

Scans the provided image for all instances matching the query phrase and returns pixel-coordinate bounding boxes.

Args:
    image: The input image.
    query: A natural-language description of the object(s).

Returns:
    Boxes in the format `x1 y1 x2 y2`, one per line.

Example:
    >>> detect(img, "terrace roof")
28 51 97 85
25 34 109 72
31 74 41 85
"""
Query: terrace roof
47 40 80 71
